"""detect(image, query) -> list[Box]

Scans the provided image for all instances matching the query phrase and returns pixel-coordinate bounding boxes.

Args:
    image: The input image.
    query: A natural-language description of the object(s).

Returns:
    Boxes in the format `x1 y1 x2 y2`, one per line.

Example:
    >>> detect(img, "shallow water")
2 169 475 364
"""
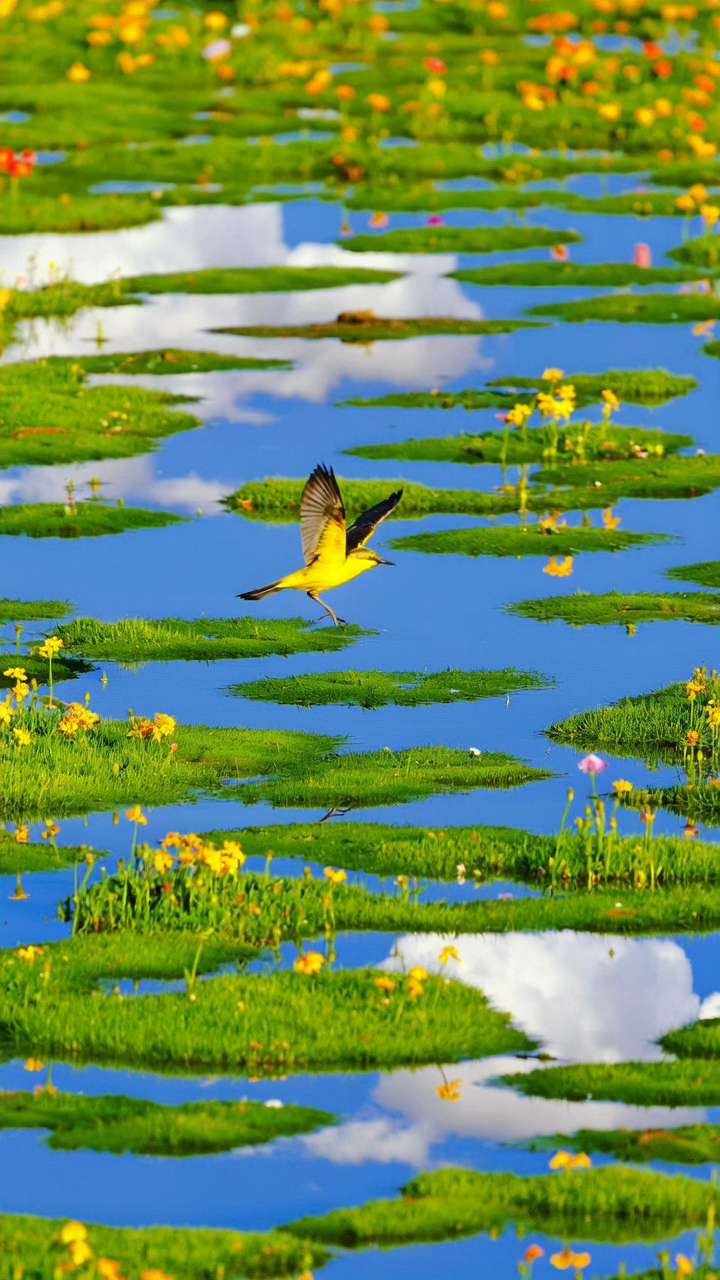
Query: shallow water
2 172 720 1268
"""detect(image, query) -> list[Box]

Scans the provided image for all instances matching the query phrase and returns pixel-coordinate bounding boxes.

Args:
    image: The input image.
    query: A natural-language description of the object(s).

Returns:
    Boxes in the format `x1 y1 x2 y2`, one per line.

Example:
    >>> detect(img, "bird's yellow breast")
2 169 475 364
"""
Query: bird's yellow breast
279 553 376 593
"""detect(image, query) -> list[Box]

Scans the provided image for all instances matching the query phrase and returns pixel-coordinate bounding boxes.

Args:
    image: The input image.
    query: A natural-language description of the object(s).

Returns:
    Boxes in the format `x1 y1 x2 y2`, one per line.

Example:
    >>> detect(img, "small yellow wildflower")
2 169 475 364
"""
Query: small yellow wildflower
126 805 147 825
323 867 347 884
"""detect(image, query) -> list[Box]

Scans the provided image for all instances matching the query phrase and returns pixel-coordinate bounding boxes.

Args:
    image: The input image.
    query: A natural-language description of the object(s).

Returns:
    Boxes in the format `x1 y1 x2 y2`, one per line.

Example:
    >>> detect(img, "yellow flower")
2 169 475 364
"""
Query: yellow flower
543 556 573 577
675 193 695 212
549 1149 574 1169
436 1079 462 1100
324 866 347 884
506 403 532 427
37 636 63 658
374 977 396 991
408 965 428 981
294 950 325 975
67 62 92 82
60 1220 88 1245
0 700 17 727
603 507 621 530
427 78 446 98
24 1058 45 1071
438 945 461 964
151 712 176 742
3 667 27 679
204 9 227 28
153 851 174 875
551 1248 591 1271
612 779 633 794
601 388 619 418
700 203 720 227
635 106 656 125
70 1240 94 1266
160 832 183 848
367 92 390 111
14 825 29 843
13 727 31 747
675 1257 693 1279
18 944 43 962
688 184 708 203
126 805 147 825
96 1260 125 1280
542 368 563 383
597 101 622 120
408 977 425 997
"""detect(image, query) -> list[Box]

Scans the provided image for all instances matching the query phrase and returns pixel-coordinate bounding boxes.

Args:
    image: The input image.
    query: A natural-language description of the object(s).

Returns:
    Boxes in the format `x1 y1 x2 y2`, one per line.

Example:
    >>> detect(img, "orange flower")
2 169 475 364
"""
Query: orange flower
374 977 396 991
294 950 325 975
336 84 355 100
367 92 390 111
524 1245 545 1264
436 1078 462 1100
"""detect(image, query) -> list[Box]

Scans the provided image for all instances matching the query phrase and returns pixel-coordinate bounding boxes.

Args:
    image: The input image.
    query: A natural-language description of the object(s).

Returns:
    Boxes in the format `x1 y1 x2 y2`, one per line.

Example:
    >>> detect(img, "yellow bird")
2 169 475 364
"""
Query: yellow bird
238 464 402 626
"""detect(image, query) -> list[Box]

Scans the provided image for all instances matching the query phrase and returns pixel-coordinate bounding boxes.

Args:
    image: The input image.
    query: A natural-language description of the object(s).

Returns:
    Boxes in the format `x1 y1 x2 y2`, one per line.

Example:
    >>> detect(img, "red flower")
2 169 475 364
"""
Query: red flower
643 41 663 57
653 59 673 77
423 56 446 72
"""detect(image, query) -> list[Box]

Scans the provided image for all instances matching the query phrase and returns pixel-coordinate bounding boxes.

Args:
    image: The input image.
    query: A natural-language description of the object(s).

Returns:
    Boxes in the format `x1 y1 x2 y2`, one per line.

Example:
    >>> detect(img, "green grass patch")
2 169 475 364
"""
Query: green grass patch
659 1017 720 1060
526 294 720 325
0 503 189 539
0 1091 335 1157
620 782 720 827
229 667 552 709
339 227 582 254
0 599 74 622
212 318 543 341
668 235 720 269
123 266 402 293
0 935 534 1073
501 1062 720 1109
285 1166 720 1248
0 714 549 822
226 476 539 522
484 370 698 407
72 350 290 376
0 1213 326 1280
453 262 718 288
703 339 720 359
545 677 719 767
200 822 720 890
387 525 671 559
664 561 720 589
531 455 720 502
0 829 102 877
3 279 136 323
506 592 720 630
53 616 374 663
0 193 162 236
348 189 701 222
521 1124 720 1166
0 356 200 469
0 652 95 690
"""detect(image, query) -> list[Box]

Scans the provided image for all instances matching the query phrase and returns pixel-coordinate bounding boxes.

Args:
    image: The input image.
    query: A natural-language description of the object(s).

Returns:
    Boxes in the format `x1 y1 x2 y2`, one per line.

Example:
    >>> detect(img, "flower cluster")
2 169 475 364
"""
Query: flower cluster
158 831 246 877
127 711 176 743
57 702 101 737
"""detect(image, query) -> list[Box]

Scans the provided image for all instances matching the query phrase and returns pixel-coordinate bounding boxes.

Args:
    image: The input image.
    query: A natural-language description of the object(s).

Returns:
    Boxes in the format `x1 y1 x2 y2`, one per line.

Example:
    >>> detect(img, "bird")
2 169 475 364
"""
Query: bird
238 464 402 626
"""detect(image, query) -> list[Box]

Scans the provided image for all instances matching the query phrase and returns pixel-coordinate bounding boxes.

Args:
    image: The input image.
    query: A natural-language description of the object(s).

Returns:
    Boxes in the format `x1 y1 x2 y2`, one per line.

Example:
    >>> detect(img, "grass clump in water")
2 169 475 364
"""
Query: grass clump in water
668 236 720 268
0 652 95 689
621 782 720 827
212 317 542 341
501 1062 720 1108
505 592 720 630
452 262 719 287
521 1124 720 1166
123 266 402 293
0 1213 327 1280
387 525 671 560
531 455 720 502
53 615 375 663
339 226 582 254
484 370 698 406
226 477 542 522
0 1091 335 1157
285 1166 720 1247
70 350 291 376
659 1017 720 1060
0 599 74 621
703 339 720 359
0 828 103 876
0 503 189 539
0 357 201 469
0 935 534 1073
664 562 720 589
526 295 720 325
229 667 552 709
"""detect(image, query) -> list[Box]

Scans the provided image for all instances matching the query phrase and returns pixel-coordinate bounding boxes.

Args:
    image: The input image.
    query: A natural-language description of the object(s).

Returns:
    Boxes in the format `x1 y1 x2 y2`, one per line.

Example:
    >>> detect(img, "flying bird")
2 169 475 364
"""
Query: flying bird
238 464 402 626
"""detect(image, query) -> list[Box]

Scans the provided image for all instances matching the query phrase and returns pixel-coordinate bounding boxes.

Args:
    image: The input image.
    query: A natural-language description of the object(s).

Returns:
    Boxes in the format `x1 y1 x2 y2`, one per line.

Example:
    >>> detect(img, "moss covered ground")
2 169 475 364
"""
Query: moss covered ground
340 226 582 254
0 356 201 468
521 1124 720 1166
0 1091 335 1157
0 503 189 539
0 1213 327 1280
213 317 542 341
123 265 402 292
532 455 720 502
54 615 375 662
501 1061 720 1108
229 666 552 708
665 561 720 589
0 937 534 1073
485 370 698 406
0 714 549 821
527 294 720 325
387 525 671 560
285 1166 720 1247
0 598 74 621
68 349 290 376
505 592 720 630
452 262 720 287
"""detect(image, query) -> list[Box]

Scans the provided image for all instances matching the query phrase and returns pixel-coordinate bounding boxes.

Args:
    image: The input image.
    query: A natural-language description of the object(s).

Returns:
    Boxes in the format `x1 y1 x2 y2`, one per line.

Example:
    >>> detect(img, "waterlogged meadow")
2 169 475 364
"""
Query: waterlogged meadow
1 0 720 1273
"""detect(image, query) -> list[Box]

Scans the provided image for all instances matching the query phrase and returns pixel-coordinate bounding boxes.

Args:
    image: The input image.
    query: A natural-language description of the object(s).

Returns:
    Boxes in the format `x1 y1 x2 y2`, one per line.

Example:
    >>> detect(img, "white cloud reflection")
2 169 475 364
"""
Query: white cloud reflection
0 453 235 513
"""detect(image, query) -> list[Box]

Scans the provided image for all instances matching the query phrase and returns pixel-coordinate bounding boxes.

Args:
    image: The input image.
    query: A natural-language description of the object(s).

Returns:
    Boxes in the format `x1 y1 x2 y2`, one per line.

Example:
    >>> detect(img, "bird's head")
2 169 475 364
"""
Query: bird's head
366 550 394 566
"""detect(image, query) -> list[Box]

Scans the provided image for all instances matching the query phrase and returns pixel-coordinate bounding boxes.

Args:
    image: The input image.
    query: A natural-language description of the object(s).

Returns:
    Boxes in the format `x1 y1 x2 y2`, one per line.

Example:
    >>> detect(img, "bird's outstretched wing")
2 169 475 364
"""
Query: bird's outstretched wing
346 489 403 554
301 464 347 566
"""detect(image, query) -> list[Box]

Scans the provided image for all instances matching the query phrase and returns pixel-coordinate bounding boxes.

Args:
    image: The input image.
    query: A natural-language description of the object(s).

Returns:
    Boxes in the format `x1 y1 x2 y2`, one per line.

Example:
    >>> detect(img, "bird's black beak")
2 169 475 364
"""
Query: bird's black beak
376 556 394 565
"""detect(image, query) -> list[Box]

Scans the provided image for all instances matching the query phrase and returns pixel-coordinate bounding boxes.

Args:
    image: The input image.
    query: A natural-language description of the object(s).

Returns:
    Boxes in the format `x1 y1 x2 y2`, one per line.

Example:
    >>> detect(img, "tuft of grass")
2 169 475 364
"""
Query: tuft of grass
285 1166 720 1248
348 189 709 223
200 822 720 890
484 370 698 406
53 615 375 663
229 667 552 709
659 1017 720 1060
0 936 534 1073
0 193 163 235
68 350 291 376
0 1213 327 1280
452 262 719 287
505 592 720 630
526 294 720 325
668 235 720 268
519 1124 720 1166
0 828 104 877
664 561 720 589
226 476 536 522
339 226 582 254
501 1061 720 1108
123 266 402 292
531 455 720 502
0 357 201 469
0 652 95 689
620 783 720 827
0 599 74 621
703 339 720 359
2 279 138 321
387 525 671 559
0 1091 335 1158
212 318 543 341
0 503 189 539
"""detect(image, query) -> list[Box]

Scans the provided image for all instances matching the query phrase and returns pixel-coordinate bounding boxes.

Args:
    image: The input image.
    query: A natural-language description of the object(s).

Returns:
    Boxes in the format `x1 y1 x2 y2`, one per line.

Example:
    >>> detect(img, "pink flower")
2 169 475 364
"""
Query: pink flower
202 38 232 60
578 754 608 775
427 215 444 225
550 244 570 261
634 243 652 268
369 211 389 228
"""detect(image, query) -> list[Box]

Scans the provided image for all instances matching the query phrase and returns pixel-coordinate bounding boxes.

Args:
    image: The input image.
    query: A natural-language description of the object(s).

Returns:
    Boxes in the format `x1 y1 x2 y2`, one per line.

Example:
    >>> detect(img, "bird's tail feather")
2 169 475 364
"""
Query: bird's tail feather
237 579 283 601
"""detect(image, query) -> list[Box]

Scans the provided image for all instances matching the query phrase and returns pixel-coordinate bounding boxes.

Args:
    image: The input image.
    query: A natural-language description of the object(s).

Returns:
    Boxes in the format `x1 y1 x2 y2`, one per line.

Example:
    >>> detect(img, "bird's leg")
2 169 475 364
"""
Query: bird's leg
307 591 347 627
